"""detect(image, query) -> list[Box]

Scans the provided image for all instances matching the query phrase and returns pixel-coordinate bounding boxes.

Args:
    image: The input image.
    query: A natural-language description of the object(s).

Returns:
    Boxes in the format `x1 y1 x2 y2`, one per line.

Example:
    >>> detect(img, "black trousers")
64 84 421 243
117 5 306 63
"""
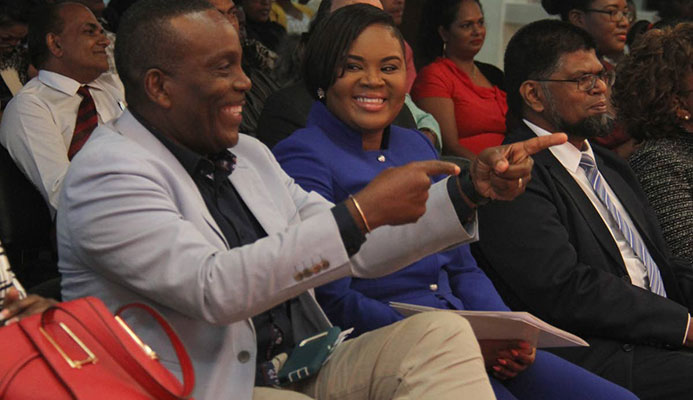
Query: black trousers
550 340 693 400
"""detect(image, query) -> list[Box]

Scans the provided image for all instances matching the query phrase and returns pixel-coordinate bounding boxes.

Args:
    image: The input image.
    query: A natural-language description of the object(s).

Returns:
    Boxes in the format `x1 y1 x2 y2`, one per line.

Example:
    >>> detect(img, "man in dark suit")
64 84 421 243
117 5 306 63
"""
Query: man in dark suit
473 19 693 400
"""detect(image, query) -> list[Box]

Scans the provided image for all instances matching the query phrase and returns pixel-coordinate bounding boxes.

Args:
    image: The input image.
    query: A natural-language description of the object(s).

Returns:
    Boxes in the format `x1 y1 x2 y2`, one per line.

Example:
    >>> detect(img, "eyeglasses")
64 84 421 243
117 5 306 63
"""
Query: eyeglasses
584 8 634 23
535 70 615 92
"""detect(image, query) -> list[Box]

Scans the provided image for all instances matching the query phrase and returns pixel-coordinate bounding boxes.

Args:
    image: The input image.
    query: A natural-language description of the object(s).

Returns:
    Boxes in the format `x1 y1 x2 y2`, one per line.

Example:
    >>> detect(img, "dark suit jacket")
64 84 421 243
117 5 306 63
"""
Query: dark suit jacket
473 123 693 375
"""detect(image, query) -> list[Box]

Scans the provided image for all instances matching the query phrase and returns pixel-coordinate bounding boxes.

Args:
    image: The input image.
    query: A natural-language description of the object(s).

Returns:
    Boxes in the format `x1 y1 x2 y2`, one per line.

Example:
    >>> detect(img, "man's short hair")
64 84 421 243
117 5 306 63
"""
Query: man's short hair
303 3 403 100
27 3 67 69
114 0 214 106
504 19 596 117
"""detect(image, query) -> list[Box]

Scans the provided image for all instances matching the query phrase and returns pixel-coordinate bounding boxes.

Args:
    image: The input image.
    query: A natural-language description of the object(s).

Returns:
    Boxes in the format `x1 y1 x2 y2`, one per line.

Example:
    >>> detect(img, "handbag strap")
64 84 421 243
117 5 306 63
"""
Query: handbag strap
39 298 194 400
116 302 195 398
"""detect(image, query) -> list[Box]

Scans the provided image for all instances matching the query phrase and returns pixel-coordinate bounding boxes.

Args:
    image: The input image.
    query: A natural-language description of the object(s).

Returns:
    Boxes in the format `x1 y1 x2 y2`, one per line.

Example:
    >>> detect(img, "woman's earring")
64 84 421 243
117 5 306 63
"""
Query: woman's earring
317 88 325 99
442 41 447 55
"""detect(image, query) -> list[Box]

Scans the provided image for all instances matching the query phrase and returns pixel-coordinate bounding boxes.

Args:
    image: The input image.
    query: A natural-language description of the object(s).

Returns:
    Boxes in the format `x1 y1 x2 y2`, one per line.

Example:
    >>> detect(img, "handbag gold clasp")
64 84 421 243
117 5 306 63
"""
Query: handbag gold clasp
115 315 158 360
39 322 98 369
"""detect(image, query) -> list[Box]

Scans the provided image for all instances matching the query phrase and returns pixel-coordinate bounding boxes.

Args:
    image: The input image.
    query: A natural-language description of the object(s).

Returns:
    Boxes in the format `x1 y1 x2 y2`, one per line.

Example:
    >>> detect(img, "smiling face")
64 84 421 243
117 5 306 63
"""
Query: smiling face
53 4 110 82
574 0 629 59
540 49 613 141
439 0 485 60
325 23 406 138
162 10 251 154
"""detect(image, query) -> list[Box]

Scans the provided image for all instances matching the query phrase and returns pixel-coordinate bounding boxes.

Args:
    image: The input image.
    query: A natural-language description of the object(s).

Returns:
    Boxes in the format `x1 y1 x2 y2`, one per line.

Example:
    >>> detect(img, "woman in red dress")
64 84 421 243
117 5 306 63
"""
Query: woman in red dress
412 0 507 160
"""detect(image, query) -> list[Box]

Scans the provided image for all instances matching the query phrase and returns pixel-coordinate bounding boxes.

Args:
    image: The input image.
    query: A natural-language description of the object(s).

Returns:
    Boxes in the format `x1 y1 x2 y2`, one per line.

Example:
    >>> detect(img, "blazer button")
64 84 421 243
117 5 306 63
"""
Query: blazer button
237 351 251 363
320 260 330 270
311 264 323 274
429 284 438 291
302 268 314 278
622 343 634 352
293 272 304 281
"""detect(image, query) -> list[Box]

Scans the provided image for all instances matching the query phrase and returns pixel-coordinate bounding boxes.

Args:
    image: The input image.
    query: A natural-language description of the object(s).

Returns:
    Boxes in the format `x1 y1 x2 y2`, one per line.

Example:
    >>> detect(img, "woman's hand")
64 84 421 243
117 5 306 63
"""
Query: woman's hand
0 287 58 325
478 339 536 380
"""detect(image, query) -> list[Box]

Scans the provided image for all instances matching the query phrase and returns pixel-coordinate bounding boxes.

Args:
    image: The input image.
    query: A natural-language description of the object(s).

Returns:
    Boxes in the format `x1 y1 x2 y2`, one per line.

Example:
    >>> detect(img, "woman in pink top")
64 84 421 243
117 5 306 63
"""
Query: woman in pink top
412 0 507 159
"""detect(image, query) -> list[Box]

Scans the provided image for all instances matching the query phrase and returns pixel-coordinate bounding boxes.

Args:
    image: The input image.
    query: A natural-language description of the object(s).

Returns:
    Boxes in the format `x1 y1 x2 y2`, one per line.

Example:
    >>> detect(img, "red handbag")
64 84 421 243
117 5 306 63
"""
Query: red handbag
0 296 195 399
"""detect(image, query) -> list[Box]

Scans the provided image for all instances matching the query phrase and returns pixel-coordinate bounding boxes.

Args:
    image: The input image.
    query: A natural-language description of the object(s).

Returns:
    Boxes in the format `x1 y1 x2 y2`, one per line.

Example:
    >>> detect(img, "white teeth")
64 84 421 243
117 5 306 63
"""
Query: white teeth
224 105 242 114
356 97 384 104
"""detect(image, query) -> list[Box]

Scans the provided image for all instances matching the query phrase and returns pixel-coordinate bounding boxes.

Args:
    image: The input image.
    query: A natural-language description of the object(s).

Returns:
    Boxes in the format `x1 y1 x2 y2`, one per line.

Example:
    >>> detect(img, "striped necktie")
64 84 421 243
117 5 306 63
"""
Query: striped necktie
579 152 667 297
68 86 98 160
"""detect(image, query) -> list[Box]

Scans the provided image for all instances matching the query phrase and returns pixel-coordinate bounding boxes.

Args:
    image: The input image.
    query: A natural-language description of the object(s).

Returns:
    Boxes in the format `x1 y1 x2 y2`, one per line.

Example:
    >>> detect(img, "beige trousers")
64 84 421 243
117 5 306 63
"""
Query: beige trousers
253 311 494 400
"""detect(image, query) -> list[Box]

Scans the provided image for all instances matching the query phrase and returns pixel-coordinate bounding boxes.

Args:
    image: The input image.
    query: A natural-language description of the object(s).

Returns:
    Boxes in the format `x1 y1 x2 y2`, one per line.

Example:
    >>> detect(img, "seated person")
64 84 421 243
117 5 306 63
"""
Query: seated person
57 1 561 398
613 22 693 266
238 0 286 52
257 0 441 150
474 19 693 400
273 6 636 400
541 0 633 153
0 2 124 216
0 0 33 111
413 0 507 160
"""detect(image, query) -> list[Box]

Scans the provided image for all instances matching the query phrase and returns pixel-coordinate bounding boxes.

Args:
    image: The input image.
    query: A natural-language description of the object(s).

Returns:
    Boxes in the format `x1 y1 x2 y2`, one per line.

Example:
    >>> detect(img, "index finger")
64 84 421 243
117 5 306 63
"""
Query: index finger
519 133 568 156
412 160 461 177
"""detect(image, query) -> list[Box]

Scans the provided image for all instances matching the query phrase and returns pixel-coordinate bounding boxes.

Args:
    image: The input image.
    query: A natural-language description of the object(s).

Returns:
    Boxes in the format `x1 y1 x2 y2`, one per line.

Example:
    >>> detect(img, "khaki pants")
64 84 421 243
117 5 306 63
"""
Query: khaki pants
253 311 494 400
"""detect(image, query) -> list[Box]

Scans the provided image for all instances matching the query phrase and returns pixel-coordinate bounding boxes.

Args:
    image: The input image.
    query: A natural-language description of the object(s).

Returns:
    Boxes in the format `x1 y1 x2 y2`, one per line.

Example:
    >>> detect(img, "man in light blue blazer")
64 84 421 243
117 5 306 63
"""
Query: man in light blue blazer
56 1 565 399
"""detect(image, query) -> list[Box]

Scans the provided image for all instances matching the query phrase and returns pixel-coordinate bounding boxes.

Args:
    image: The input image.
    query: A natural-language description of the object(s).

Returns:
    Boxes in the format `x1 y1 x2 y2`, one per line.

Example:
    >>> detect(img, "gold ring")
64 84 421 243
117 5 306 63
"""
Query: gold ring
518 177 523 187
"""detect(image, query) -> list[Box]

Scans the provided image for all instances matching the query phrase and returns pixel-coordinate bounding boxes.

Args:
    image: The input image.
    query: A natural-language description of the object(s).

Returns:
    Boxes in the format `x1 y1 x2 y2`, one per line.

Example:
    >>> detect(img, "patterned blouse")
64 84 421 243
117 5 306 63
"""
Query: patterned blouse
628 132 693 266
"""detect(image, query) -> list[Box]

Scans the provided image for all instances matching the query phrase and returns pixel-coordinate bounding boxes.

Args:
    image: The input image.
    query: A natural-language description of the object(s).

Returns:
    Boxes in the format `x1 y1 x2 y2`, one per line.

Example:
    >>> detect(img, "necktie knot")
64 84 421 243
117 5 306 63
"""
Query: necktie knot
579 153 597 172
77 85 92 98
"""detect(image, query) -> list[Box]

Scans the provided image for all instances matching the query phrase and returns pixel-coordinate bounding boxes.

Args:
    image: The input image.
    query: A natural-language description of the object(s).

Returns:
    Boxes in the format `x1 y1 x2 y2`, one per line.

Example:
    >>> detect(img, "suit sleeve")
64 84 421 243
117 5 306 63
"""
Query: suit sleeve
476 164 689 346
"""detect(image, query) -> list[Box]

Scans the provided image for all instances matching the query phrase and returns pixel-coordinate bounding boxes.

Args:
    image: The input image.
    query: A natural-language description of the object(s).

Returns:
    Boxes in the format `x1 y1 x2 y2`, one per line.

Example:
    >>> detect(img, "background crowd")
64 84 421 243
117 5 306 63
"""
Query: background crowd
0 0 691 399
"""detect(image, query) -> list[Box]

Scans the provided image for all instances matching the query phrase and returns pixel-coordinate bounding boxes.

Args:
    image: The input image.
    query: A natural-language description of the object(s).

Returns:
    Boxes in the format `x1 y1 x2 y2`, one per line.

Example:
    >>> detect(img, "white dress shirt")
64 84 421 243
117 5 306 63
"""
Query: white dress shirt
0 70 125 216
524 119 653 290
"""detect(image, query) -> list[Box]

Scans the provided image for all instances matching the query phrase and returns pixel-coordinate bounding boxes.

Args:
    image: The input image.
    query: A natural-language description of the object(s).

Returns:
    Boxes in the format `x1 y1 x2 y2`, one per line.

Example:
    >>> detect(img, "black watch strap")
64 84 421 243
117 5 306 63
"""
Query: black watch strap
457 172 490 206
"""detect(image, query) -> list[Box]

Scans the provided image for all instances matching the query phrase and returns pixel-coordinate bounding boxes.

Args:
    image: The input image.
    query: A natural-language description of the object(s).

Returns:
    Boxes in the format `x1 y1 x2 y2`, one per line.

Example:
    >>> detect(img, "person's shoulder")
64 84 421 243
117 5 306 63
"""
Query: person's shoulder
417 58 449 76
390 125 438 159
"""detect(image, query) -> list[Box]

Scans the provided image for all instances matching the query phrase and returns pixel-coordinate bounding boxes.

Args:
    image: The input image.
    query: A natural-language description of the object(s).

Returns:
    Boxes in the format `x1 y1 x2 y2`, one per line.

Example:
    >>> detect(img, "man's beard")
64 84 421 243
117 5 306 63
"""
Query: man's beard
543 87 615 138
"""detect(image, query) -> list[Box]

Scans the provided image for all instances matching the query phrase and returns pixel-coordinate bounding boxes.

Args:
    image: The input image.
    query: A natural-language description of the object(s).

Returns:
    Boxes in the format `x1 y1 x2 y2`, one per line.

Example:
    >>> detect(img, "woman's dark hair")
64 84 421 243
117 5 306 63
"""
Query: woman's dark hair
541 0 593 21
613 22 693 141
417 0 482 68
303 3 404 100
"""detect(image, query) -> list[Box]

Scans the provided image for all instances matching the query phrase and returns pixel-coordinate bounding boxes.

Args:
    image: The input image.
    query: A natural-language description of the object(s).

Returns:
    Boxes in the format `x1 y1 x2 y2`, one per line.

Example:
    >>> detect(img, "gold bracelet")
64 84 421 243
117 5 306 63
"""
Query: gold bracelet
349 195 371 233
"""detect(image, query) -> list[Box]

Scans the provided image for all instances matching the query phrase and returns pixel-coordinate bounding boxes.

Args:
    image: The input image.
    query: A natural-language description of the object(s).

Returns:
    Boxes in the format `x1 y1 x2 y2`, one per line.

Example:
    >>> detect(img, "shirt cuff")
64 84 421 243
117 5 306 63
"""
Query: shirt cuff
331 202 366 257
447 175 475 224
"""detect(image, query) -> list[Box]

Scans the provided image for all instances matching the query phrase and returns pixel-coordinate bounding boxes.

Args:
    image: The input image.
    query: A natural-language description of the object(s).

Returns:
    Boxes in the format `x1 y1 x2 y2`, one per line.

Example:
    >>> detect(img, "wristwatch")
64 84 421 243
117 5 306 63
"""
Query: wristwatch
457 172 490 207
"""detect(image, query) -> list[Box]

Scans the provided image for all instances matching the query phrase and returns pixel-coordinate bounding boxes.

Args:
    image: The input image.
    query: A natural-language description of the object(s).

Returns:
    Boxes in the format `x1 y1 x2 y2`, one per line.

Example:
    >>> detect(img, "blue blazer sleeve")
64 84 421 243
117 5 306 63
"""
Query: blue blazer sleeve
274 132 407 337
445 245 510 311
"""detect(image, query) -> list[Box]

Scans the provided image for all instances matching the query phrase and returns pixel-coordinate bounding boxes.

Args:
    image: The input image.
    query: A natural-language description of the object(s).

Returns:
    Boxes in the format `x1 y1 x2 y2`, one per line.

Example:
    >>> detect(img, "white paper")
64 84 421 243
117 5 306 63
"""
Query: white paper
389 302 588 348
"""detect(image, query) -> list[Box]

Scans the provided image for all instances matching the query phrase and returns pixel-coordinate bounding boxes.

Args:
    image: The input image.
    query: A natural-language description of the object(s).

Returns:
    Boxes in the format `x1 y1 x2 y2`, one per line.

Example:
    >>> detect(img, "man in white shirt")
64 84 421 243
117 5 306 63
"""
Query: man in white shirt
474 19 693 400
0 2 124 216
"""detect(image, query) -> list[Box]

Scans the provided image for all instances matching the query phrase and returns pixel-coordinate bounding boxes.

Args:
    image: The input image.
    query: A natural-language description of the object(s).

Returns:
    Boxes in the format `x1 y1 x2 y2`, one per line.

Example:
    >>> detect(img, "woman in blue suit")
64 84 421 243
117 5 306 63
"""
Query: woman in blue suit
273 4 637 400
